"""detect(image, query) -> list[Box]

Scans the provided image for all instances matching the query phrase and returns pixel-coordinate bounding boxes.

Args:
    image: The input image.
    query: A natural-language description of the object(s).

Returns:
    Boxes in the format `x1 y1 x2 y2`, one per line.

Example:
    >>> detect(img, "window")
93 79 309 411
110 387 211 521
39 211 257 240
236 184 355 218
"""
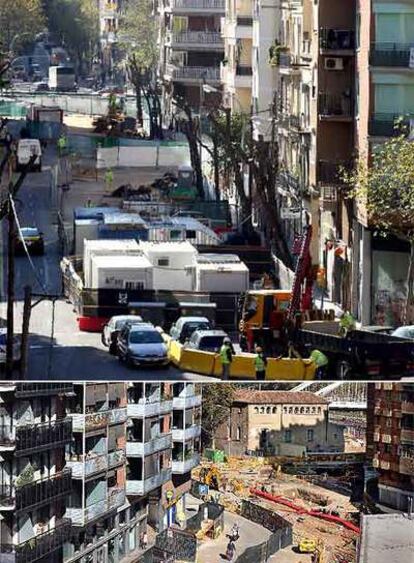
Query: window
289 407 293 414
305 407 310 414
300 407 304 414
170 230 182 241
266 407 271 414
260 407 265 414
236 426 241 440
185 229 196 240
317 407 322 414
307 429 314 442
124 281 144 290
157 258 169 267
283 407 288 414
284 430 292 443
254 407 259 414
294 407 299 414
272 407 277 414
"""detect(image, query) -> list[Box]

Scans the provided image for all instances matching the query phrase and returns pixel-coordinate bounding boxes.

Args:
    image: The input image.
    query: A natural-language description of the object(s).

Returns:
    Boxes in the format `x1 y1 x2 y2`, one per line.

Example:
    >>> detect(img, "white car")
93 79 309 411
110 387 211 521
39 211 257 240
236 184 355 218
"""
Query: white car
101 315 143 354
392 326 414 340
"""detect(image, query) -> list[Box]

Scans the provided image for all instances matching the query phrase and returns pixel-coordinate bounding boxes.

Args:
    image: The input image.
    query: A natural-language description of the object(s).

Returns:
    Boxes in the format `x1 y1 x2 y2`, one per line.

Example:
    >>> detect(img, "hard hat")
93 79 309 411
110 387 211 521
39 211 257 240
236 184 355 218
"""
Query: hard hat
256 346 262 353
224 337 231 344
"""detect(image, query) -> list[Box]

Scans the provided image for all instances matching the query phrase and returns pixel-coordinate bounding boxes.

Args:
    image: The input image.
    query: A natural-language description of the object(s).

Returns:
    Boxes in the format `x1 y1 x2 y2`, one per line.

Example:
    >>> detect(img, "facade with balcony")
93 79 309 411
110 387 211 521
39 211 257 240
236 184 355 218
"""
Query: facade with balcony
159 0 225 112
0 385 73 563
172 384 202 480
368 383 414 513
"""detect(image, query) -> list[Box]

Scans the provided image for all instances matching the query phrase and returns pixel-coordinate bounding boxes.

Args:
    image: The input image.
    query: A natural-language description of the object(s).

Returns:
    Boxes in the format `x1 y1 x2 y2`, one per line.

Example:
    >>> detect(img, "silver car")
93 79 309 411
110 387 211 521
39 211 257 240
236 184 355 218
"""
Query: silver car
101 315 143 354
117 323 169 368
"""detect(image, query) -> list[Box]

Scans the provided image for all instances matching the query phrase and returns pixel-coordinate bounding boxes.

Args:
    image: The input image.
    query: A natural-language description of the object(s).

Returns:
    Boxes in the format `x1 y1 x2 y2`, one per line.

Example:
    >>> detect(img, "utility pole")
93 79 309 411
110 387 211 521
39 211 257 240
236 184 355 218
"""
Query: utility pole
6 194 15 377
225 106 231 195
20 285 32 378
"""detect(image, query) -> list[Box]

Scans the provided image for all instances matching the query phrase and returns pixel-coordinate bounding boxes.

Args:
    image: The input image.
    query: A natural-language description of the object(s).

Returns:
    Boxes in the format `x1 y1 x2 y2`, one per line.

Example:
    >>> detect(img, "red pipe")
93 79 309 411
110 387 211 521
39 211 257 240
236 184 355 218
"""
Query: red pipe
250 489 360 534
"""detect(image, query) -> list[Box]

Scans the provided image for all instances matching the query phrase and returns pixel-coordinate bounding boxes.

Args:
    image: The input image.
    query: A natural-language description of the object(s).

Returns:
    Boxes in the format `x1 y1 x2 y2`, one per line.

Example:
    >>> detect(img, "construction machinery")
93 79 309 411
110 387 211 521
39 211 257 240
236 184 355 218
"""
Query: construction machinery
199 465 221 490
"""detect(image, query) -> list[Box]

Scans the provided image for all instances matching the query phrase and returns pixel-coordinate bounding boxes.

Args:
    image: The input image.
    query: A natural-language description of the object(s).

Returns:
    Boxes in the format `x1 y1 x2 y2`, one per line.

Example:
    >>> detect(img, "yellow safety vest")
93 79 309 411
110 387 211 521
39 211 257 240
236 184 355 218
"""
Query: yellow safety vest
254 354 265 371
310 349 329 367
220 345 231 364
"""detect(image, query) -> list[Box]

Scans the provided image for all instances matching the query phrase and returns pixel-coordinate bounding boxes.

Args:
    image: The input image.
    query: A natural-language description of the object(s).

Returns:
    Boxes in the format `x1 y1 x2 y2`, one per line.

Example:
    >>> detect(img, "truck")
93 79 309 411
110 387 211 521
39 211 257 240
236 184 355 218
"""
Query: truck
48 65 76 91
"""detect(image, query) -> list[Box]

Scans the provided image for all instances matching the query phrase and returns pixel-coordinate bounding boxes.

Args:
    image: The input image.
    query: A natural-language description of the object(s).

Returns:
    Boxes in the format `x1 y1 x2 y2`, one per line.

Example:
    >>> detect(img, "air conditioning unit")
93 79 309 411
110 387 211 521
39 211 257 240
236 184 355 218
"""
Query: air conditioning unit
324 57 344 70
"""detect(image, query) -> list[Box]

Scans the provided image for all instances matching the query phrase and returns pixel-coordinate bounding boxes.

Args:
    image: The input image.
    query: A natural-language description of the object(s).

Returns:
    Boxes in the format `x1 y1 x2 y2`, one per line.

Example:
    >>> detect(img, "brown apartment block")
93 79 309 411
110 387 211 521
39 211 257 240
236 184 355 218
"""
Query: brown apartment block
214 390 346 457
367 383 414 512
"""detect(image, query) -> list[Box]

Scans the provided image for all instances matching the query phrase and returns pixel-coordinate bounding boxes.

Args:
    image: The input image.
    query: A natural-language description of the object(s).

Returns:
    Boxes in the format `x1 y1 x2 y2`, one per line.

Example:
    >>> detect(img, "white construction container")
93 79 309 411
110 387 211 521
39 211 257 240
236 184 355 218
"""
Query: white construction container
74 219 100 256
195 257 249 293
139 241 197 291
90 255 153 290
83 239 141 288
147 218 220 246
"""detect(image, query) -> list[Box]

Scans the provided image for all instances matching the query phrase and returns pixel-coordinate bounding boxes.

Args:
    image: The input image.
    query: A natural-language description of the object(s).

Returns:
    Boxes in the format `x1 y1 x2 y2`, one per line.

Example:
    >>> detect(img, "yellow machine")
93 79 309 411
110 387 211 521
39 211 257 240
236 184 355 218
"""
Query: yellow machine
199 465 221 490
298 538 317 553
239 290 292 352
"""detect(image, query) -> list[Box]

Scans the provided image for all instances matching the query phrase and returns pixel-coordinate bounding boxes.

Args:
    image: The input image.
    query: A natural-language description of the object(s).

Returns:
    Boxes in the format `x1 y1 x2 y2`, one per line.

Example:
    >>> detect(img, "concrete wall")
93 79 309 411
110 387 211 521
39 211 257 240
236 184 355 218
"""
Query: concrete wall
96 144 191 169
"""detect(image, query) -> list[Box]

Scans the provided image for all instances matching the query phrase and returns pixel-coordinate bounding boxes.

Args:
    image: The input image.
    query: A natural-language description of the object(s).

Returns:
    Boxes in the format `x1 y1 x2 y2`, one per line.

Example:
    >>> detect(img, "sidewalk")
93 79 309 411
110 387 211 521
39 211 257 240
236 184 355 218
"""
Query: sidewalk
186 495 273 562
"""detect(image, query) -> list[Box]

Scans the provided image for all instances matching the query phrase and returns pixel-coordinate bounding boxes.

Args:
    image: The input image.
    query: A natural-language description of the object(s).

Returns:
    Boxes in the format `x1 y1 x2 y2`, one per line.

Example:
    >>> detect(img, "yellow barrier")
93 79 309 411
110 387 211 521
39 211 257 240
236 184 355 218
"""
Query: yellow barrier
168 339 316 379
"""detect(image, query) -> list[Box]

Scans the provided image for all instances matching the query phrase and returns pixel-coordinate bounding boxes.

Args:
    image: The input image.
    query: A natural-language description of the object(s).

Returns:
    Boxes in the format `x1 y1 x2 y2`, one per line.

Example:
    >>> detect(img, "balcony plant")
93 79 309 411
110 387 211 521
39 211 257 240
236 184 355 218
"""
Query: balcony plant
269 41 288 66
15 463 35 488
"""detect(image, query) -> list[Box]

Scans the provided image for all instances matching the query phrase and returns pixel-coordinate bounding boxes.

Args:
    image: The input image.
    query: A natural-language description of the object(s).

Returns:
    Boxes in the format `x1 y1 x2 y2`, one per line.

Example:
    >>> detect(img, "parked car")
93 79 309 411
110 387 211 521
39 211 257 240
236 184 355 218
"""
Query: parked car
101 315 143 354
34 81 49 92
117 323 169 368
170 316 211 344
392 326 414 340
184 329 229 353
15 227 44 255
0 328 21 369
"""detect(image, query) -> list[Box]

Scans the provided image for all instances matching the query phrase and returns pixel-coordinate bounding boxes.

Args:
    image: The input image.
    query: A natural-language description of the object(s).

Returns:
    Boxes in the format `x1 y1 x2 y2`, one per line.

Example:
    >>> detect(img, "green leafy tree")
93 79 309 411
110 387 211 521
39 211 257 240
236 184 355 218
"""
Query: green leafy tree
201 384 235 449
118 0 158 128
42 0 99 76
343 127 414 322
0 0 45 53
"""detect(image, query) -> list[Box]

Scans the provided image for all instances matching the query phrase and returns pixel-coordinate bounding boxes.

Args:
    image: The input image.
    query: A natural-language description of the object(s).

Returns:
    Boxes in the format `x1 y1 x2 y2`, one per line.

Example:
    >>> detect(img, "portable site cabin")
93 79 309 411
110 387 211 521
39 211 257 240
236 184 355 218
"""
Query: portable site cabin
90 254 154 290
147 217 220 246
73 207 119 255
98 212 148 241
139 240 197 291
194 254 250 293
83 239 141 288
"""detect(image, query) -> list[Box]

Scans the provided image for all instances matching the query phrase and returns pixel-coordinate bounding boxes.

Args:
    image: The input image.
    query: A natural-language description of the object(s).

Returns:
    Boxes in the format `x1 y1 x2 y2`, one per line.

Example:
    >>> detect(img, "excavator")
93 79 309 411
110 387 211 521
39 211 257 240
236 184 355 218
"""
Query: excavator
199 465 221 490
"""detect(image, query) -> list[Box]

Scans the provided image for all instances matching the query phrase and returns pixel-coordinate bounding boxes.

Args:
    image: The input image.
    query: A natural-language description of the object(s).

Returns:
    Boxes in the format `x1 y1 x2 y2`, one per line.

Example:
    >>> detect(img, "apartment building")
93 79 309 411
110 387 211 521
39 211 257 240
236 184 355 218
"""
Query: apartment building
98 0 124 81
367 383 414 512
0 382 73 563
213 389 345 456
159 0 225 112
352 0 414 325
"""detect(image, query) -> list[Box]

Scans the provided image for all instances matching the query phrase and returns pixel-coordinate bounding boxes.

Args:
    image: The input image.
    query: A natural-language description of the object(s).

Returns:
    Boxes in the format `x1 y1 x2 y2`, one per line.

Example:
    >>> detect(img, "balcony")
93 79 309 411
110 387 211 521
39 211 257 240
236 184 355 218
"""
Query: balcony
128 400 173 418
66 452 108 478
237 16 253 26
400 456 414 475
401 401 414 414
369 114 413 137
0 519 72 563
14 419 72 456
71 407 126 433
14 383 74 397
318 93 353 120
222 16 252 40
126 468 172 496
317 161 348 185
235 65 252 88
165 64 220 83
167 31 223 50
401 428 414 444
166 0 225 13
66 488 125 526
108 448 126 468
320 29 355 55
370 43 413 67
278 170 300 193
289 114 311 133
126 433 172 456
14 470 72 513
278 51 301 74
172 425 201 441
173 394 202 410
172 453 200 474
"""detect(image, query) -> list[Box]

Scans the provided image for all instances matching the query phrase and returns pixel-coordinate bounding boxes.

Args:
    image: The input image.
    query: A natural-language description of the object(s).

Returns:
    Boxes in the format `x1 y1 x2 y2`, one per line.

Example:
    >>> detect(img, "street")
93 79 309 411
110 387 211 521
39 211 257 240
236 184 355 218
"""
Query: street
0 148 211 380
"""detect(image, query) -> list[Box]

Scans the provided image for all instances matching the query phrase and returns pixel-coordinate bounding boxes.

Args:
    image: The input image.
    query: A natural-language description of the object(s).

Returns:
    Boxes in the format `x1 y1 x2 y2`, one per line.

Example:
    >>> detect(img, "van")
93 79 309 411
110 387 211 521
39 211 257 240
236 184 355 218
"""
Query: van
16 139 42 172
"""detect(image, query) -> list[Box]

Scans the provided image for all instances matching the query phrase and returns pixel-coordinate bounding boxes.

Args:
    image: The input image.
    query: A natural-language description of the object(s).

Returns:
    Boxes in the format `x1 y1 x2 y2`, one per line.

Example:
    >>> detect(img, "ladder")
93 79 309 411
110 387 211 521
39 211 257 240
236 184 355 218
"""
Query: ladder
287 224 313 319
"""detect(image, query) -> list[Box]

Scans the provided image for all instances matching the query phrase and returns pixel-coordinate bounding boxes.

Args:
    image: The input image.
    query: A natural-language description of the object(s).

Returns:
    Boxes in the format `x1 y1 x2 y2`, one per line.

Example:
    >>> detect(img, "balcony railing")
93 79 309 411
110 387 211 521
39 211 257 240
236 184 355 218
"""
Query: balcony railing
126 468 172 495
108 407 127 425
0 519 72 563
165 64 220 81
66 488 126 526
318 161 349 185
126 433 173 457
369 113 413 137
66 452 108 478
169 0 225 9
401 401 414 414
15 470 72 513
70 407 126 433
173 394 202 409
401 428 414 443
237 16 253 26
108 448 126 468
172 453 200 473
320 28 355 51
319 93 353 118
172 425 201 441
370 43 413 67
236 65 252 76
9 419 72 456
14 383 74 397
278 170 299 192
170 31 223 46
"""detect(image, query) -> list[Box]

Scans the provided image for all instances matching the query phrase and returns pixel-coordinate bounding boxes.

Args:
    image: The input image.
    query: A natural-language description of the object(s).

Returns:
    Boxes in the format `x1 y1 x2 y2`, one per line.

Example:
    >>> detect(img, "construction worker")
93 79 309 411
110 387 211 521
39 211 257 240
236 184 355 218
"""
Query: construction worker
220 337 233 380
105 168 114 193
57 134 67 156
339 310 356 337
254 345 267 380
310 349 329 379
